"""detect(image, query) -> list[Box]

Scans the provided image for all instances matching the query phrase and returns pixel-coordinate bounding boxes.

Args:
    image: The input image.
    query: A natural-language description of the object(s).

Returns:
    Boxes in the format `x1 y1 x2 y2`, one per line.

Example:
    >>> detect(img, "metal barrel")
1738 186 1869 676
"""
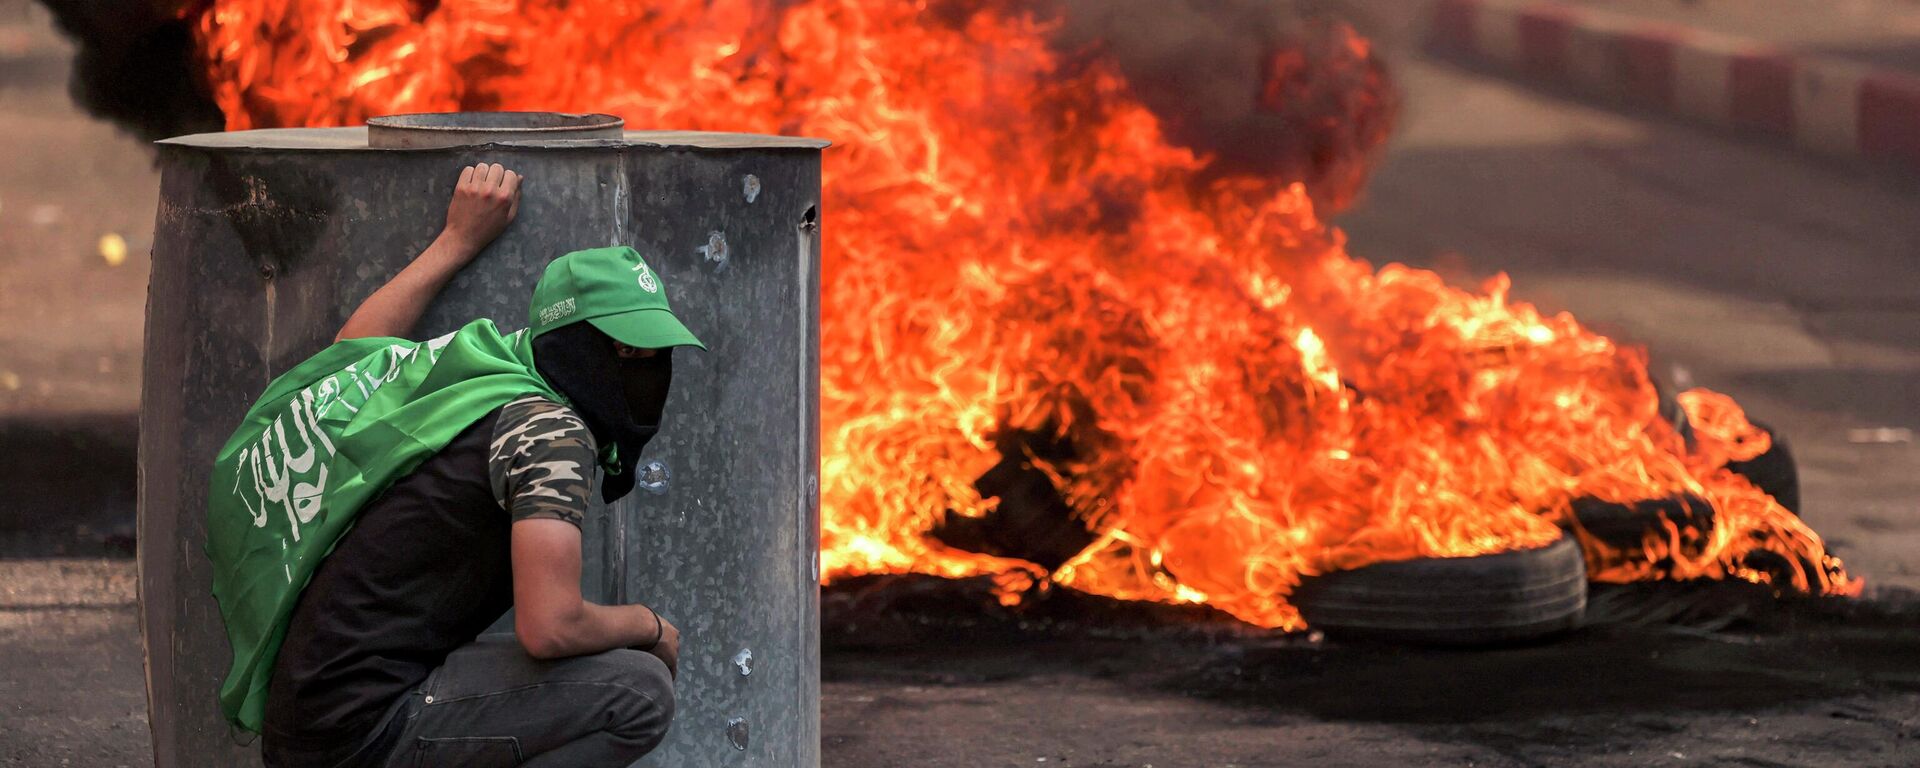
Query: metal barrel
140 121 824 767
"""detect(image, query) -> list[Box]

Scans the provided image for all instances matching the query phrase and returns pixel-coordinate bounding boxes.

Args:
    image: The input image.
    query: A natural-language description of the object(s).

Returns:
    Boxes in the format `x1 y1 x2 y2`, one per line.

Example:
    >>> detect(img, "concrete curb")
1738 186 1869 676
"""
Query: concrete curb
1426 0 1920 173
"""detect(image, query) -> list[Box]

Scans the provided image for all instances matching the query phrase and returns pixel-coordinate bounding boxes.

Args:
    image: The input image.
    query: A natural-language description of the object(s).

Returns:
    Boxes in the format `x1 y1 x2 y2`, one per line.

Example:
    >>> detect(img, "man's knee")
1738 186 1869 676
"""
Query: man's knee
599 650 676 752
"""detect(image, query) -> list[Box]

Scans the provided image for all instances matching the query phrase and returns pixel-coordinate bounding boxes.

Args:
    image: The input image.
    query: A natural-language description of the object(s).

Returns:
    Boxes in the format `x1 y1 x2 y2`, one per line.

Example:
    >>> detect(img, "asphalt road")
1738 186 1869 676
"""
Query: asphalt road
5 2 1920 766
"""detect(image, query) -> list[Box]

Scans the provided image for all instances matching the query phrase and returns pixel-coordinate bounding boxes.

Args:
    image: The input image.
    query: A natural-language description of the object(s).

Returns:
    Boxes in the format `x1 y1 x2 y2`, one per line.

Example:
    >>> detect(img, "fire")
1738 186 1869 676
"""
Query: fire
188 0 1857 629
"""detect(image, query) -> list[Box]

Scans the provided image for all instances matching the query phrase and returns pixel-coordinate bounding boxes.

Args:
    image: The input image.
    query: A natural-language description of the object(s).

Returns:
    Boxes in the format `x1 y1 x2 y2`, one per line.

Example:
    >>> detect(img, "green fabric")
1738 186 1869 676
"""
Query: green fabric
203 319 561 732
528 246 706 349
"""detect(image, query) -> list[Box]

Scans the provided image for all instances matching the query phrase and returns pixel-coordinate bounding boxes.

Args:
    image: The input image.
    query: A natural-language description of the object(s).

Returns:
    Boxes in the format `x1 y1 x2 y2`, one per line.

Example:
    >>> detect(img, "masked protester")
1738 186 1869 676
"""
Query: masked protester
202 164 695 768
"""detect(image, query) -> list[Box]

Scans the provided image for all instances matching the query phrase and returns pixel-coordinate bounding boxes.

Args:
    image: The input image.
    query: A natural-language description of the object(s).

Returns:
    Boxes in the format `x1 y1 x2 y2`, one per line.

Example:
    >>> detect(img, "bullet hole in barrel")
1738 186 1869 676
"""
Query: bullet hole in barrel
726 717 750 750
637 459 672 495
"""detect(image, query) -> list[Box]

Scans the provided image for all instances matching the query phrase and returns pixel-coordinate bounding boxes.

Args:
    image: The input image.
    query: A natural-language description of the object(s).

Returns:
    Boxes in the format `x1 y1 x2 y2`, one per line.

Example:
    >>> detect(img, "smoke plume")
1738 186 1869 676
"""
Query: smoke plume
33 0 222 141
1052 0 1397 210
35 0 1393 206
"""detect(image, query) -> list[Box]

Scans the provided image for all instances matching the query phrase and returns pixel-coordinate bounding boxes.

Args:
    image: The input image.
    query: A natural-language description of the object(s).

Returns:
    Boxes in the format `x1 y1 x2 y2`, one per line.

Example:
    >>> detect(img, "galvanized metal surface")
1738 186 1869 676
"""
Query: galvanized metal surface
366 111 625 149
141 125 822 767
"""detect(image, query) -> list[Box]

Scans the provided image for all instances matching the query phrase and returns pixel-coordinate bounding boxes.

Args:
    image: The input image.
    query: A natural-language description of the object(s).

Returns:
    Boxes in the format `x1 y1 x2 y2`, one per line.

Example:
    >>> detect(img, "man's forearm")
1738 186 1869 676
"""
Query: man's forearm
580 601 666 653
334 233 479 342
336 163 521 342
524 601 661 659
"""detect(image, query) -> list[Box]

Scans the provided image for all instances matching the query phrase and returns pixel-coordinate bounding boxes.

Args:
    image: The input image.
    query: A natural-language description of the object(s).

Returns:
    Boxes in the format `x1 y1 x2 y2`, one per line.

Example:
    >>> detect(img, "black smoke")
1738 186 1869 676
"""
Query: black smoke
33 0 223 141
36 0 1395 203
1052 0 1397 209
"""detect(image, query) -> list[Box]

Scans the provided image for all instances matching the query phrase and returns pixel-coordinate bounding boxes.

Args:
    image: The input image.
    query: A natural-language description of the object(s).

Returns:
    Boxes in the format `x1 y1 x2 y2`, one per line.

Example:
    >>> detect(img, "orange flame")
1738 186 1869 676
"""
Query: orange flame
190 0 1857 629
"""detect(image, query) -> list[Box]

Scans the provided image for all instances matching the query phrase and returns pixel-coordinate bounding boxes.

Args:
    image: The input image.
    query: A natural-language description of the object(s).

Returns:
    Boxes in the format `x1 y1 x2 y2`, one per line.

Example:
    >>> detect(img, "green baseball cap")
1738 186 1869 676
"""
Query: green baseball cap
528 246 706 350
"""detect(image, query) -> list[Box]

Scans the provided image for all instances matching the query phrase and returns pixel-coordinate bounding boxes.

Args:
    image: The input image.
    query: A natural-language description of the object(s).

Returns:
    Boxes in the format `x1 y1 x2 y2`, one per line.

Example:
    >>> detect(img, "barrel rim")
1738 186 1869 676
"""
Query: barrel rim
157 126 832 151
368 111 625 133
367 111 625 148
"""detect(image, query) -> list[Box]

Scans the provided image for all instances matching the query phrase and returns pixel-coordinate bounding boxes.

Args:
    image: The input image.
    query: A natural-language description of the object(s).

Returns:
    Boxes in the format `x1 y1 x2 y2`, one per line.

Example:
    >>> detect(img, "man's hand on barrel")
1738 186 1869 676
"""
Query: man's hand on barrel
333 162 524 341
442 162 523 255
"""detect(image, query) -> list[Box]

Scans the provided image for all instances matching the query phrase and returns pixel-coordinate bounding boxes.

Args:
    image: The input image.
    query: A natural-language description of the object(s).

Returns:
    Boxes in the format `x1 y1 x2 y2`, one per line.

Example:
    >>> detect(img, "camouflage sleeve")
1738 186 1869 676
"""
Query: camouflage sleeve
488 394 597 527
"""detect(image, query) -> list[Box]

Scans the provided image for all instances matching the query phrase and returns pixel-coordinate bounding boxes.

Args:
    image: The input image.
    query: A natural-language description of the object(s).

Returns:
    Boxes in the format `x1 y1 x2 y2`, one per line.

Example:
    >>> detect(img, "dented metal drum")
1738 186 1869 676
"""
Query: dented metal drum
140 120 824 767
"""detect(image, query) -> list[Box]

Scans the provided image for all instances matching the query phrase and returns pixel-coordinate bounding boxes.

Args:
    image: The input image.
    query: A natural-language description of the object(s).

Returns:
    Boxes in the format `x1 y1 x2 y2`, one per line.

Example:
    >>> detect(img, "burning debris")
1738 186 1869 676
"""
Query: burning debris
43 0 1858 630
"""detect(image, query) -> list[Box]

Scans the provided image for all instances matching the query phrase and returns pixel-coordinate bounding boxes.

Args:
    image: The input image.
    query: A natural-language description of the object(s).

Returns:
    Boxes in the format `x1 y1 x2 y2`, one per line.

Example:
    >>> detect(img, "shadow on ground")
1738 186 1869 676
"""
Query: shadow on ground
0 412 138 556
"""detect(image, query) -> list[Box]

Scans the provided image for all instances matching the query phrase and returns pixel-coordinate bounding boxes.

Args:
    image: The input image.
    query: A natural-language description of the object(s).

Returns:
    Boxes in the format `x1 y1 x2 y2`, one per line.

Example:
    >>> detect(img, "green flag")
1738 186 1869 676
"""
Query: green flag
204 319 561 732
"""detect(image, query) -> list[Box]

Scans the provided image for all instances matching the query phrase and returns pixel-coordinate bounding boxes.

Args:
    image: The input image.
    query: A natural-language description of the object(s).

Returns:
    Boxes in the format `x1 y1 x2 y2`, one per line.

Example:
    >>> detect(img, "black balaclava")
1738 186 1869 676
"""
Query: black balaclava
532 321 674 503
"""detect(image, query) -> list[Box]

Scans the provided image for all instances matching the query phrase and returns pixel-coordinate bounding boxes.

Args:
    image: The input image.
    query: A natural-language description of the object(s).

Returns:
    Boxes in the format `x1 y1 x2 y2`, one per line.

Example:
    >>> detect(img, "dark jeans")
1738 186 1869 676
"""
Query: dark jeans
374 634 677 767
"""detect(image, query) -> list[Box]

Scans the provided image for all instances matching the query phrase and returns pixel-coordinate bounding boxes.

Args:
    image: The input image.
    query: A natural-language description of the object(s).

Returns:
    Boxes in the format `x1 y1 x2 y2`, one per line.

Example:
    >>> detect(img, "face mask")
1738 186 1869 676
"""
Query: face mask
619 352 673 429
532 323 674 503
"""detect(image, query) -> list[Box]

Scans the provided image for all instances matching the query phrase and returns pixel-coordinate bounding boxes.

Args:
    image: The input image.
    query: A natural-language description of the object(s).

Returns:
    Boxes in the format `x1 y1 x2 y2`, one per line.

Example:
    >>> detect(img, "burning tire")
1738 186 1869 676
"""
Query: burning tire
1570 493 1715 551
1292 534 1586 645
1567 421 1800 550
1729 422 1799 514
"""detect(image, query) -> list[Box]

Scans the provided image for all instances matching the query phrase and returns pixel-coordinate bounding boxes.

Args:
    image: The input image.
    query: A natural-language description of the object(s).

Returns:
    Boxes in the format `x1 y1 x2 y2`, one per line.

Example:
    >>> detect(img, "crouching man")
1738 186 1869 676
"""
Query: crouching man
204 163 700 767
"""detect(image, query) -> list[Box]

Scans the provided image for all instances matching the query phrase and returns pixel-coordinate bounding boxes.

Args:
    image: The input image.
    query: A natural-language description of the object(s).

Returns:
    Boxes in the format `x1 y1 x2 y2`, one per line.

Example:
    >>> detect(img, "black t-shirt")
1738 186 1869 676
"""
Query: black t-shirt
260 395 597 767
